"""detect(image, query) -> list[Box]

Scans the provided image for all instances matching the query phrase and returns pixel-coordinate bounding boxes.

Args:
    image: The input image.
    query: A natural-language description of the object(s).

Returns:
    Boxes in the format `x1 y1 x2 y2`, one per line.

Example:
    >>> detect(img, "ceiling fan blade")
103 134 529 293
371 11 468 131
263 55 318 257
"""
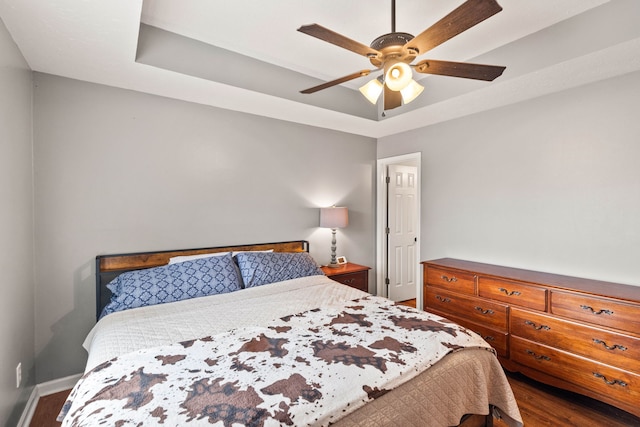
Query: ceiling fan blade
300 70 373 94
406 0 503 55
384 85 402 110
298 24 380 58
414 59 505 81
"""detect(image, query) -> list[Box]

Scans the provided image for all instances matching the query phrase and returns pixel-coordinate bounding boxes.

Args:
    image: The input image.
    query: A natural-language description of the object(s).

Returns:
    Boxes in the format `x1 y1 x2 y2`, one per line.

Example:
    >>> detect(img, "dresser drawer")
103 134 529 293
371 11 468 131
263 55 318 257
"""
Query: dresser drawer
426 266 476 295
511 307 640 374
440 313 508 357
550 291 640 334
478 277 547 311
425 286 508 331
511 337 640 412
330 271 368 292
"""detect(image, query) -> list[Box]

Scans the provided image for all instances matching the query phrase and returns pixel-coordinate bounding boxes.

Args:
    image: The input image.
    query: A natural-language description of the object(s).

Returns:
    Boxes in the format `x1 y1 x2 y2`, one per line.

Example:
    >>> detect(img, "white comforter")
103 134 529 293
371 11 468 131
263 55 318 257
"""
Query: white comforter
84 275 367 371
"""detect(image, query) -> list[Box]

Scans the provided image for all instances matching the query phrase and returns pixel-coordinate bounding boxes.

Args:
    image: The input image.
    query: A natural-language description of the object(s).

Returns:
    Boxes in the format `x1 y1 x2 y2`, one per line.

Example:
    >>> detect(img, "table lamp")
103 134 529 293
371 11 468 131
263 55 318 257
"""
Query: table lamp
320 206 348 268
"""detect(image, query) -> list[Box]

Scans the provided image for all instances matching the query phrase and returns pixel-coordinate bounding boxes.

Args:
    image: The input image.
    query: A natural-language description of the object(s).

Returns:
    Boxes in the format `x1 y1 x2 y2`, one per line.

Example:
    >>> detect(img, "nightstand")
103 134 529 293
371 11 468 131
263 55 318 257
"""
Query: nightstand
321 263 371 293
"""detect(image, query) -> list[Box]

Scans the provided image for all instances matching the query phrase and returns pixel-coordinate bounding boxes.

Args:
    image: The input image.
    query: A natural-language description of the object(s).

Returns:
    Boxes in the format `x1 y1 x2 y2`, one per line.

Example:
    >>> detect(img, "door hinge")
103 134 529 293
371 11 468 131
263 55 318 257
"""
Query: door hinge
385 176 390 184
385 277 390 285
385 227 390 234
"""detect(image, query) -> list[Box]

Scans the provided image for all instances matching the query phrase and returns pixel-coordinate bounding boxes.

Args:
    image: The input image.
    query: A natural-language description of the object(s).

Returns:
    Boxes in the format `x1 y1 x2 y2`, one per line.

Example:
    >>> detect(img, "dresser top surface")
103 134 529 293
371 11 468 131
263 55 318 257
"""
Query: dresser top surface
423 258 640 304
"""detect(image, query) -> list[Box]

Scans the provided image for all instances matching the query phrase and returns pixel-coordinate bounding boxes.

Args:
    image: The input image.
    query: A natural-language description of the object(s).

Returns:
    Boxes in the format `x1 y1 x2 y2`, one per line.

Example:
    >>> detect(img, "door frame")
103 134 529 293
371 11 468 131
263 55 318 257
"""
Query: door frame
376 152 422 308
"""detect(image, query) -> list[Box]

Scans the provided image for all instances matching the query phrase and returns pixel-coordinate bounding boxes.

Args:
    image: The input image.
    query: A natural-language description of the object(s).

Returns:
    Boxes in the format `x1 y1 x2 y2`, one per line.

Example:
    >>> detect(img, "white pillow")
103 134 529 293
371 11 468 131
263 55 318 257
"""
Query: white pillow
168 249 274 265
168 252 230 265
231 249 274 256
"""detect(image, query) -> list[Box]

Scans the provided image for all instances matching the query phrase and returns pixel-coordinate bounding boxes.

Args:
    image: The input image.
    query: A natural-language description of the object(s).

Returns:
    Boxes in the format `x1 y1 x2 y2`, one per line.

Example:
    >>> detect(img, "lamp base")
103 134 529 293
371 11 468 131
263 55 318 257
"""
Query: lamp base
326 263 341 269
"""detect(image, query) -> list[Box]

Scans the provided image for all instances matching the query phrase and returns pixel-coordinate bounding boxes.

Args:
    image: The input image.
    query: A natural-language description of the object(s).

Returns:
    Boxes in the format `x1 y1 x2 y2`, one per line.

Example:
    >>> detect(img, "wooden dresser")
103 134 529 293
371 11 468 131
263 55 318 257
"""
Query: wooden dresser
422 258 640 418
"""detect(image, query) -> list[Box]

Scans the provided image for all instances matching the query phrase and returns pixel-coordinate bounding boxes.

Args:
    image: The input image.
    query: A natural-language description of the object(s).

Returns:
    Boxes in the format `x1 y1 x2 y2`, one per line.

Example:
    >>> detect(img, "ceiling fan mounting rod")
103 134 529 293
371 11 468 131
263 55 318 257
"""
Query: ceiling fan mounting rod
391 0 396 33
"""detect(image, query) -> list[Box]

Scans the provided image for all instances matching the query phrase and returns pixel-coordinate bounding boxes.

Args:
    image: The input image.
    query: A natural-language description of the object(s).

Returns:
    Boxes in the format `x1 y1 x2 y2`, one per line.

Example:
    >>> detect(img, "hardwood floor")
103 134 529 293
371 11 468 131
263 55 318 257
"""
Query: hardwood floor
398 298 417 308
32 370 639 427
496 371 639 427
29 389 68 427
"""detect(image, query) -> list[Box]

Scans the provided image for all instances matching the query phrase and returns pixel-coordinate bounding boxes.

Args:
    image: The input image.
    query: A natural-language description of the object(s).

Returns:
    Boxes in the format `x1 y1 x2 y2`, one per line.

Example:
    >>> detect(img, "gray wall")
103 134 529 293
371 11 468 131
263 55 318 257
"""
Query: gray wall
379 71 640 287
32 73 376 382
0 17 35 427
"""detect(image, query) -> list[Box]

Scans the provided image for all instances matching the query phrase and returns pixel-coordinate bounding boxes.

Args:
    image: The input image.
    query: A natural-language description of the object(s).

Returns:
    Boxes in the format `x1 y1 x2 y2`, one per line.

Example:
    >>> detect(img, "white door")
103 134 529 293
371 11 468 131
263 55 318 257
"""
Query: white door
386 164 418 301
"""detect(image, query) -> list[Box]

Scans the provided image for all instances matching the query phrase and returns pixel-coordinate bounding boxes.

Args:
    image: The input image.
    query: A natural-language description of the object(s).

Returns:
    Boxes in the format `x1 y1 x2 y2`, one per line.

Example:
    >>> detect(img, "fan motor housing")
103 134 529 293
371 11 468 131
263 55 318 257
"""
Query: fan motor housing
369 32 417 67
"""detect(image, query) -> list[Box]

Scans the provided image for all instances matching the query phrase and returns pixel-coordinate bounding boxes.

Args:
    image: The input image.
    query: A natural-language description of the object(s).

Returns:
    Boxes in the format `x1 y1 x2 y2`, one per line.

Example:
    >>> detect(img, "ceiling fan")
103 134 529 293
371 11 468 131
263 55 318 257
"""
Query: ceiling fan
297 0 506 111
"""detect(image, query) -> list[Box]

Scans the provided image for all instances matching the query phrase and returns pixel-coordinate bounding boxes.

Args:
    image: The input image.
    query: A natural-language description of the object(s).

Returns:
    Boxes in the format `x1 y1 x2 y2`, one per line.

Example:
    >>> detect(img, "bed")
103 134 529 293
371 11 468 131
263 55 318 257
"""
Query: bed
59 240 523 427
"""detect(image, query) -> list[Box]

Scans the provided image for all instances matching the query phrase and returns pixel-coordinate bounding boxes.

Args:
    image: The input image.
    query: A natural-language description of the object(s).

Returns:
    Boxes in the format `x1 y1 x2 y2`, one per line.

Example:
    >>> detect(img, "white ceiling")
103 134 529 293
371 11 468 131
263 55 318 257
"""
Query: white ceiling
2 0 639 138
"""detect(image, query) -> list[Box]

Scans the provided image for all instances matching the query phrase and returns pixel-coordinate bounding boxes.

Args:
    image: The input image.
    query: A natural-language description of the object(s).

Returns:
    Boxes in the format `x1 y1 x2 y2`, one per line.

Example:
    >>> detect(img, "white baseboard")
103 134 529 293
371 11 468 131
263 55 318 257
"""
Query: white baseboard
17 373 82 427
16 387 38 427
37 373 82 397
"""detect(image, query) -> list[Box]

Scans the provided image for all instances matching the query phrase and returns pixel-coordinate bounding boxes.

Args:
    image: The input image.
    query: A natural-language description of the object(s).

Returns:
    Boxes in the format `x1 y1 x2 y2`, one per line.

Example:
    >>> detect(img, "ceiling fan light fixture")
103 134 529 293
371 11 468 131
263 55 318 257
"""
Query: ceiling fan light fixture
400 79 424 104
359 78 383 104
384 61 412 91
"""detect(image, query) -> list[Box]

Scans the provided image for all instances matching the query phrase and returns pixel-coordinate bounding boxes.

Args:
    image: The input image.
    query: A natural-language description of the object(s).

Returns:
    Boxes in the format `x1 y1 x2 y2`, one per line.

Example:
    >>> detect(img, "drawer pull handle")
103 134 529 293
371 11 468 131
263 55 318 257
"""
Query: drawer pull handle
435 295 451 303
580 305 613 316
525 349 551 361
343 279 355 284
482 335 495 342
524 320 550 331
474 306 494 315
441 275 457 283
498 287 521 296
592 339 627 352
593 372 627 387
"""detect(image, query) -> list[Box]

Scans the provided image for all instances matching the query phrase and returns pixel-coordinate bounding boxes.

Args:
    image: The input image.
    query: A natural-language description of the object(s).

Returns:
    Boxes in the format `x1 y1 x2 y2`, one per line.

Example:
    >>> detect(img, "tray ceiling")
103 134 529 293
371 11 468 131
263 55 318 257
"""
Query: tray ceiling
2 0 639 138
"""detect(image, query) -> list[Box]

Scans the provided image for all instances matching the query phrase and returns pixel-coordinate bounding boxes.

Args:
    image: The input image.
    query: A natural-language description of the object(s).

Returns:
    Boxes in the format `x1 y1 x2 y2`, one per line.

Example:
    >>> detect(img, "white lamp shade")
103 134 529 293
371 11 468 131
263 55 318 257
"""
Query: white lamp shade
384 62 412 91
359 79 383 104
400 79 424 104
320 207 348 229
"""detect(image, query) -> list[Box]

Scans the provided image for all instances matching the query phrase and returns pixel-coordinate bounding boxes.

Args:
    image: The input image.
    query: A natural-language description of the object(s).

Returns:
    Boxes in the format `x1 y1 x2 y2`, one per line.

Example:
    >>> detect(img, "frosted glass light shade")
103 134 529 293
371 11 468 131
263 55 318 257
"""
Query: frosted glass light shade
359 79 383 104
320 207 348 229
385 62 412 91
400 80 424 104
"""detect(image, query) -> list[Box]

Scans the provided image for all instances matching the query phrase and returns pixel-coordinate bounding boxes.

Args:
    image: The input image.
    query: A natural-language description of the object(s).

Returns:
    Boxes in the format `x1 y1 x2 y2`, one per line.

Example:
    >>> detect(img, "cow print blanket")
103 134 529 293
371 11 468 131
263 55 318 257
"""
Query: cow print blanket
59 295 493 426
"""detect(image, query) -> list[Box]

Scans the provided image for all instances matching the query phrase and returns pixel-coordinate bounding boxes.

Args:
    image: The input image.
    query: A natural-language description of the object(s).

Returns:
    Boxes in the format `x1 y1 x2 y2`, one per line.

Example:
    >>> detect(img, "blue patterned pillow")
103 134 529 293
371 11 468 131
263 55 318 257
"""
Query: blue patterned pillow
235 251 323 288
100 253 242 318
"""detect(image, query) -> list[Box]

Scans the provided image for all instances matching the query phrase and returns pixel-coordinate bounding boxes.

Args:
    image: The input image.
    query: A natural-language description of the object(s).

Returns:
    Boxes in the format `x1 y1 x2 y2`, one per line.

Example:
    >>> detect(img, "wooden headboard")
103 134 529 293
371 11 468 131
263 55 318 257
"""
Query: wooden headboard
95 240 309 321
